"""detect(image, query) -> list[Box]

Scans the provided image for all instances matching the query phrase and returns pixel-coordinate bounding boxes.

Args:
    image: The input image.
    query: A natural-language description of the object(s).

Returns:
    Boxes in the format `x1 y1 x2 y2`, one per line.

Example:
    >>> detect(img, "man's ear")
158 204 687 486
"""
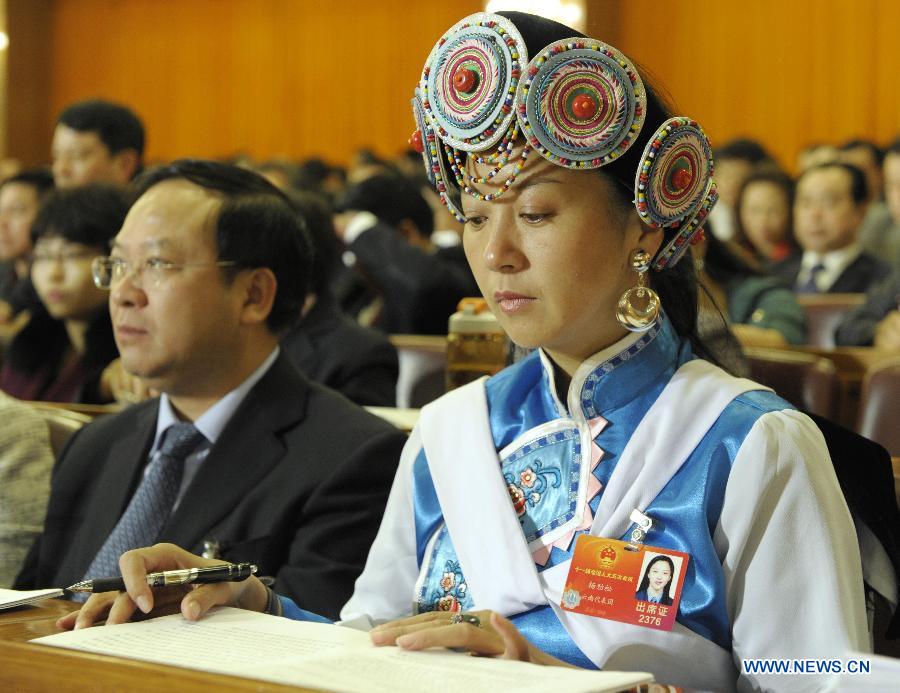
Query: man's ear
112 149 141 184
238 267 278 326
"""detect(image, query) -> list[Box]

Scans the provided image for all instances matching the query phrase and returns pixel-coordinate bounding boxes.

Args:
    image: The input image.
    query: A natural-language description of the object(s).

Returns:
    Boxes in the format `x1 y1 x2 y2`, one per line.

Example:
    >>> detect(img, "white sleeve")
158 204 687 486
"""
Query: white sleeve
339 426 423 629
714 410 869 693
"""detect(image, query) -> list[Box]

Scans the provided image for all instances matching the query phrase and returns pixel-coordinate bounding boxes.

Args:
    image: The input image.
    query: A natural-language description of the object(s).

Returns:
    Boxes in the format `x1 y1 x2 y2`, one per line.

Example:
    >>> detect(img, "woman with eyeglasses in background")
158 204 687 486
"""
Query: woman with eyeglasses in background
0 185 125 403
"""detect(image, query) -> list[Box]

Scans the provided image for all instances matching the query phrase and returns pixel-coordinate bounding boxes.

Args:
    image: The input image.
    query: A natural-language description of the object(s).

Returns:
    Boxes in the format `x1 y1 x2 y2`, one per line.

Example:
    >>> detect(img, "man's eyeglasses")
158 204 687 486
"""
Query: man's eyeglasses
92 256 238 290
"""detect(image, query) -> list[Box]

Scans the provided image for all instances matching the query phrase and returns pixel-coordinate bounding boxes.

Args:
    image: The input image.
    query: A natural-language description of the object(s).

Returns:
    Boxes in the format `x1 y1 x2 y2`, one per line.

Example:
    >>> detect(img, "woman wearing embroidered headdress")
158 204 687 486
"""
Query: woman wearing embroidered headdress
66 11 880 692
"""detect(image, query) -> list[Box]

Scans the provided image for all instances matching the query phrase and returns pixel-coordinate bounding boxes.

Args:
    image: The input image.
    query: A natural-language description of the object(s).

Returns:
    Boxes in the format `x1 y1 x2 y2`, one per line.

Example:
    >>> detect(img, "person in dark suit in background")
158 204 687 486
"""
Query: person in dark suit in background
333 173 480 335
835 269 900 348
281 191 399 407
15 160 406 620
773 162 891 294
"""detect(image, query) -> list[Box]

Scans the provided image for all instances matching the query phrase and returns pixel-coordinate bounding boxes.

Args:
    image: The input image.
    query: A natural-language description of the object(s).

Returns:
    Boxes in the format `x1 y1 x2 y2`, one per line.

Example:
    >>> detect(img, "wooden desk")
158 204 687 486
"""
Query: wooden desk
0 599 306 692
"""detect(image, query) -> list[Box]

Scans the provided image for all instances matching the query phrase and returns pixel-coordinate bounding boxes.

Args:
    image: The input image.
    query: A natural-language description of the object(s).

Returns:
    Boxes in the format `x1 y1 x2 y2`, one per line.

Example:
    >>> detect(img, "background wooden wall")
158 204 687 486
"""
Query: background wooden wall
606 0 900 171
4 0 899 172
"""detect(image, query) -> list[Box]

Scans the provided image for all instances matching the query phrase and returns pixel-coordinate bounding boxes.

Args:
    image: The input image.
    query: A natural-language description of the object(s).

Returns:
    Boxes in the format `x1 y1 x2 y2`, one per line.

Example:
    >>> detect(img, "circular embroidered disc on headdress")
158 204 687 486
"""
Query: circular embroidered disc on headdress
635 117 714 228
653 179 719 270
422 13 526 152
516 39 646 168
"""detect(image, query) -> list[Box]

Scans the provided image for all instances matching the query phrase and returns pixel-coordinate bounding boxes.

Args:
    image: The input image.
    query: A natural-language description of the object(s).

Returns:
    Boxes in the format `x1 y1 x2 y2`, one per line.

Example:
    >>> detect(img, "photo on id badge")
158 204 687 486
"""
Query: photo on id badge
560 535 689 631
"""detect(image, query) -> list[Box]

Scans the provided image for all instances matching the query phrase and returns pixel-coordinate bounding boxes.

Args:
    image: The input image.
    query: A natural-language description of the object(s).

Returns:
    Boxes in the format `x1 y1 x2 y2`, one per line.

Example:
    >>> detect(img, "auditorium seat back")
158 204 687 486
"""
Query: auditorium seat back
25 403 94 456
390 335 447 409
743 347 839 419
857 357 900 457
796 293 866 347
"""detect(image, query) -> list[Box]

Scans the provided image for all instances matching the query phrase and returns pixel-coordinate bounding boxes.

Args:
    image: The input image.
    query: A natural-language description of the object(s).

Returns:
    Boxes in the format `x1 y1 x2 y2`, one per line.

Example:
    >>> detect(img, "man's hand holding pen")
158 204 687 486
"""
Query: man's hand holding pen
56 543 271 630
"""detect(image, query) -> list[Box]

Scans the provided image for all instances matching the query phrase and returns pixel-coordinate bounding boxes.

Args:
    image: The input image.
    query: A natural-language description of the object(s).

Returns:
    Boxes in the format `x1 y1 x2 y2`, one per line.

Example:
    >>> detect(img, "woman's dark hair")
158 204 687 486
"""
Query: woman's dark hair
638 554 676 595
288 190 339 297
732 168 797 259
5 308 117 402
31 184 128 247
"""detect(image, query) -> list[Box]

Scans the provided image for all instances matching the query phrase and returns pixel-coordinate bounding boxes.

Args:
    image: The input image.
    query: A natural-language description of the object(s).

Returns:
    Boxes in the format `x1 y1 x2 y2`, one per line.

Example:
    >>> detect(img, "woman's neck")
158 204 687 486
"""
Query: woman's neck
543 326 639 400
64 319 90 355
647 585 663 597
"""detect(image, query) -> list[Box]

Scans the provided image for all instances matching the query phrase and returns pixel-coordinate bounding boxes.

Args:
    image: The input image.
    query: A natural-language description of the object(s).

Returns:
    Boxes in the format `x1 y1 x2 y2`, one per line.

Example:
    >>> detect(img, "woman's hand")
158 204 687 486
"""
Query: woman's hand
56 543 270 630
369 610 572 667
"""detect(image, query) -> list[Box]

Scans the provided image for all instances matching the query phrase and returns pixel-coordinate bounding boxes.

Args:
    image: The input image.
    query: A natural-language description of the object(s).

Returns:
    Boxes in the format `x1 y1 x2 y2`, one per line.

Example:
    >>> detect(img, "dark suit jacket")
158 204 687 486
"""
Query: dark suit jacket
342 222 480 335
835 270 900 346
15 352 407 620
281 296 399 407
808 413 900 637
772 251 892 294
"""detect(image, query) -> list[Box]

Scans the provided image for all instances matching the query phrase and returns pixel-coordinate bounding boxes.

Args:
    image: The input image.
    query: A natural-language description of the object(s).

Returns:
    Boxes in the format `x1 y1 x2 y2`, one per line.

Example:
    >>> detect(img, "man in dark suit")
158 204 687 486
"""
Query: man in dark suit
773 162 891 293
281 191 398 407
333 173 480 335
15 161 406 620
835 269 900 347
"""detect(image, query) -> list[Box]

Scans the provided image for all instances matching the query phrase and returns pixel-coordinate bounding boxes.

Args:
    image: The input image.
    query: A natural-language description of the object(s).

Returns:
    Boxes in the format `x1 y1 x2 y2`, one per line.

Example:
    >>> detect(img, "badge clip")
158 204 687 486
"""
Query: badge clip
626 509 660 550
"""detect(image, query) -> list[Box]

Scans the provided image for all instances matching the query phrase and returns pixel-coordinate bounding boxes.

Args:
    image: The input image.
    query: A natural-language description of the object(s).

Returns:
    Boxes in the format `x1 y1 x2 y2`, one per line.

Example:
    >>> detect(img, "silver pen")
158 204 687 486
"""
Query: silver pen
66 562 257 594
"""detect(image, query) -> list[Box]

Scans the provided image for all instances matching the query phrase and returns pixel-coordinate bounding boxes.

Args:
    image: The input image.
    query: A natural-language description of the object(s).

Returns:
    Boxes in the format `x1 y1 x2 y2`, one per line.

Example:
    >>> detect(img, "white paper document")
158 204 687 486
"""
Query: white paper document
32 607 652 692
0 587 64 610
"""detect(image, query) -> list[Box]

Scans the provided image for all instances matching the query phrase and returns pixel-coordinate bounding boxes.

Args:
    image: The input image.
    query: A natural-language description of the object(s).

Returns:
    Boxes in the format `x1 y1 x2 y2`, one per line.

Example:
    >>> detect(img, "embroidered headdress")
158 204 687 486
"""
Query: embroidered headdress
410 11 718 270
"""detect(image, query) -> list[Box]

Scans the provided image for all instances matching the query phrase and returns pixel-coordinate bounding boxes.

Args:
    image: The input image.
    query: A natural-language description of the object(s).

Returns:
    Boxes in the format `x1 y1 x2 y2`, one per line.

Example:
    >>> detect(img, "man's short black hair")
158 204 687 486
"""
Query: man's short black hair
31 184 128 248
1 168 55 198
884 137 900 158
336 173 434 238
800 162 869 205
131 159 312 334
57 99 145 158
714 138 772 165
840 138 884 167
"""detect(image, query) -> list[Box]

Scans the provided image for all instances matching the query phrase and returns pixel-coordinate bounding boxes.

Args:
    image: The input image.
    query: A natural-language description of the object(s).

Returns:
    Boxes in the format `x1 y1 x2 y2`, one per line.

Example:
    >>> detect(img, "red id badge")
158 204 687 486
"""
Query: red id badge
560 535 689 631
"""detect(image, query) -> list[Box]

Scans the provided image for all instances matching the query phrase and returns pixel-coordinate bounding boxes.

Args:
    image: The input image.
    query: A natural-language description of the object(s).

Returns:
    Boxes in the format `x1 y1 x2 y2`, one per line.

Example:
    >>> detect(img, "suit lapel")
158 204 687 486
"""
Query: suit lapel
162 353 309 550
63 403 158 578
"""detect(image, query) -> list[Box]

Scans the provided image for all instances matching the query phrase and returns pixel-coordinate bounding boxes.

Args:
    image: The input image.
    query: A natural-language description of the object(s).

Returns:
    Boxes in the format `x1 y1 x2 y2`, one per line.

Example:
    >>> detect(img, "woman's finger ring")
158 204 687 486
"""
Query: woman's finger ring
449 612 481 627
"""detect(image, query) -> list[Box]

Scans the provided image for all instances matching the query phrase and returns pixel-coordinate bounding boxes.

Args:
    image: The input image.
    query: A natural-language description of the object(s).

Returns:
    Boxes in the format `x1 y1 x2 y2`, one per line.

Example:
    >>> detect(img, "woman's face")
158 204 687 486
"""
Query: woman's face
31 236 108 320
0 183 40 262
739 181 790 258
462 152 662 366
647 560 672 592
